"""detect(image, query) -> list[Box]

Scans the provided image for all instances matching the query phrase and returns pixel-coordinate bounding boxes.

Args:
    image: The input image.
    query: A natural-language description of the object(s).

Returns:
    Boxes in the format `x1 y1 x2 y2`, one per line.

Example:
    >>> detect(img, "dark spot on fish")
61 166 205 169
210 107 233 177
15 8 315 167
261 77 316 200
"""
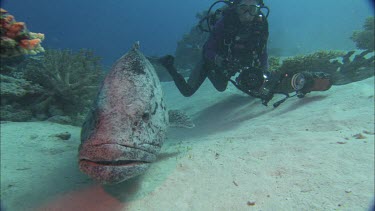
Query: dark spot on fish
132 121 139 132
142 112 150 122
128 54 146 74
152 103 158 115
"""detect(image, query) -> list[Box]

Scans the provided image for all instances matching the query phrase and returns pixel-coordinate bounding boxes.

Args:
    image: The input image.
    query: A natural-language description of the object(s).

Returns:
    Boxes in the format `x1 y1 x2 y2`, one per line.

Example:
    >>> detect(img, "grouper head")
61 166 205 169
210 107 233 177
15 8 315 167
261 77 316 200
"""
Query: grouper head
78 43 168 184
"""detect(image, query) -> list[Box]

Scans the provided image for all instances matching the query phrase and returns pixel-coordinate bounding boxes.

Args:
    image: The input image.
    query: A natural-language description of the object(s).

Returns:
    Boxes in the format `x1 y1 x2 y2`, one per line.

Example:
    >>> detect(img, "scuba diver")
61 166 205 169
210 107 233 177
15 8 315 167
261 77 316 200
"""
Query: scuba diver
159 0 332 107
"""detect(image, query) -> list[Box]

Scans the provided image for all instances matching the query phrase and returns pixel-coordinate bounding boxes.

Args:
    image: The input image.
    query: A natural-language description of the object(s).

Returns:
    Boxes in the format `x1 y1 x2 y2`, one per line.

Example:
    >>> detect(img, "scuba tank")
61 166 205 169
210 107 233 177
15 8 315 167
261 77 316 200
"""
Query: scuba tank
198 0 270 33
198 0 232 33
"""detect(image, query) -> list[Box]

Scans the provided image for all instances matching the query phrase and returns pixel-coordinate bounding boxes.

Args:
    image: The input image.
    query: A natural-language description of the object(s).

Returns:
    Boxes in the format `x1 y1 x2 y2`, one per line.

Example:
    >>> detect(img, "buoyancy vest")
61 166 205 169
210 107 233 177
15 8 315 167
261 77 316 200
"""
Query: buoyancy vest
220 10 269 68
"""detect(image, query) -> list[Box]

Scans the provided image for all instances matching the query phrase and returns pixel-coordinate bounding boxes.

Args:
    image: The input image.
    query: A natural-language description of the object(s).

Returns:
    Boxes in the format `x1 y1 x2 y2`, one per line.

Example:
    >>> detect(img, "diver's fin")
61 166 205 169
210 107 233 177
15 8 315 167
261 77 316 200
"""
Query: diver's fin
158 55 175 69
158 55 195 97
158 55 180 77
168 109 195 128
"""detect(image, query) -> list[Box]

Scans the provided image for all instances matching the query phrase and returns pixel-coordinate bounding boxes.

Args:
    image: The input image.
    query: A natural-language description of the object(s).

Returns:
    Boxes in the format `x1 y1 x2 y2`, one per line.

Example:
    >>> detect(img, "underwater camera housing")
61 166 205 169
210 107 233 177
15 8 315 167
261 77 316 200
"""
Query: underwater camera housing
235 66 264 91
198 0 270 33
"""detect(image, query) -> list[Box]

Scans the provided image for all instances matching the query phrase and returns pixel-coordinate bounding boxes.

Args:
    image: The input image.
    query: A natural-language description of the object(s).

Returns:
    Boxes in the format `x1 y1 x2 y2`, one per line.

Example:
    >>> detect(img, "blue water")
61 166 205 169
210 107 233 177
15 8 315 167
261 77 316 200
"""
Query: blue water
2 0 373 66
1 1 374 210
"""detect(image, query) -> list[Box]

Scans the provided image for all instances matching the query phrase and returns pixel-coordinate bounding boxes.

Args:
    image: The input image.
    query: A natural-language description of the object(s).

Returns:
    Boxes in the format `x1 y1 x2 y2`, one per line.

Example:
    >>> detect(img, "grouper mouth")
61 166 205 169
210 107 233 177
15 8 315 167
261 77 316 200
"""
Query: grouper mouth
78 143 157 184
79 159 149 167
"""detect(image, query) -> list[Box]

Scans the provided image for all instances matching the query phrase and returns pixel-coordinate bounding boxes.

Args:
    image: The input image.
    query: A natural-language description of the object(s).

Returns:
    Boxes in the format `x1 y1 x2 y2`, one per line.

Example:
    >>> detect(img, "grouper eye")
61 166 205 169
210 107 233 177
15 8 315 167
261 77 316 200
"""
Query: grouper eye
142 112 150 122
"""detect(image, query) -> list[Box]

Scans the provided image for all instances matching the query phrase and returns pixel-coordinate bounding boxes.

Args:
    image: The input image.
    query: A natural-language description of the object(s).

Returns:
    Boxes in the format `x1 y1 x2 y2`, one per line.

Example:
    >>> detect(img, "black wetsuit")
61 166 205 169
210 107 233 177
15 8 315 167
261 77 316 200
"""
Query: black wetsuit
163 9 269 97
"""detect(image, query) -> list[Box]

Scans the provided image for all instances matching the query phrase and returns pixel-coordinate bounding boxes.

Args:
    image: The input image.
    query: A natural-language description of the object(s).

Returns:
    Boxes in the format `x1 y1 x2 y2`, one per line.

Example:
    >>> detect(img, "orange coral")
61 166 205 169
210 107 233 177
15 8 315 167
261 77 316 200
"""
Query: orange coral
34 33 45 40
0 15 14 29
6 31 17 39
4 15 14 23
1 8 45 57
19 39 41 50
8 22 25 32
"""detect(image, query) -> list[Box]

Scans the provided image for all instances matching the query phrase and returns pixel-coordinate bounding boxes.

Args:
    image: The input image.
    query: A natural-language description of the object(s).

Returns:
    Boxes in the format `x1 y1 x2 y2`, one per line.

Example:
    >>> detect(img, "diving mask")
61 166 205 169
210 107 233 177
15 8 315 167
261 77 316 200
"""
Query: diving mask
237 4 261 16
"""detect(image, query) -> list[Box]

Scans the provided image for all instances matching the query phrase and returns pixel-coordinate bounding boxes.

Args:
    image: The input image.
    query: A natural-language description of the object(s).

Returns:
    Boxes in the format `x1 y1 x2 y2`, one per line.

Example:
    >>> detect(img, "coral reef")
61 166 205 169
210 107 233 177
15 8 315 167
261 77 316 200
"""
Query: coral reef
0 8 48 123
0 74 45 122
0 74 44 98
267 57 281 72
332 50 374 84
0 49 104 126
350 16 374 50
271 50 374 86
22 49 104 125
0 8 45 59
277 51 346 75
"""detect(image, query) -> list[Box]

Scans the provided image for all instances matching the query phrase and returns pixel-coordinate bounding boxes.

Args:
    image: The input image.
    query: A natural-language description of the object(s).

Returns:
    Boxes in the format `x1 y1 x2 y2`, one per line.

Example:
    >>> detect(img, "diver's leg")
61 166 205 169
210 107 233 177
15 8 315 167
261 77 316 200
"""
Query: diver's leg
207 67 229 92
159 55 207 97
186 60 209 92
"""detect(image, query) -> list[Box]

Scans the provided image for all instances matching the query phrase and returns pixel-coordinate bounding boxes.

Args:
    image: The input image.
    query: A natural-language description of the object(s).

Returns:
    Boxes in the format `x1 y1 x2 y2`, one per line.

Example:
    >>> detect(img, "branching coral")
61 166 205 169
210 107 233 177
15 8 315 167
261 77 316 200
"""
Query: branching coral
273 50 373 85
278 51 346 75
350 16 374 50
267 56 281 72
22 49 104 124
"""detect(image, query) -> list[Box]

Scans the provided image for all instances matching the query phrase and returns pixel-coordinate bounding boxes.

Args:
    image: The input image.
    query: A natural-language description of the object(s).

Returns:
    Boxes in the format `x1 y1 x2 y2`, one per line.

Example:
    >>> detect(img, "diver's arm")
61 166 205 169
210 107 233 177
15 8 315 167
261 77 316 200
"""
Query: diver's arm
203 18 225 64
260 18 270 73
259 43 269 72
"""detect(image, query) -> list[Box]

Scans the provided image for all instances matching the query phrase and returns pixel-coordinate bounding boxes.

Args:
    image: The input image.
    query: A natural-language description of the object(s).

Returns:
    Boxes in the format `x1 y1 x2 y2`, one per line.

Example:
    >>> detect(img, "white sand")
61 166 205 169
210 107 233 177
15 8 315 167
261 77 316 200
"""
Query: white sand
1 77 374 211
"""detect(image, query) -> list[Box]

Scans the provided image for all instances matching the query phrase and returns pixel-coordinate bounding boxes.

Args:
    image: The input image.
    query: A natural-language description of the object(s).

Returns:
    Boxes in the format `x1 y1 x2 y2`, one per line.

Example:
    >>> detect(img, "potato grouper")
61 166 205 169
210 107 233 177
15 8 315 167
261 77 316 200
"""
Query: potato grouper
78 42 194 184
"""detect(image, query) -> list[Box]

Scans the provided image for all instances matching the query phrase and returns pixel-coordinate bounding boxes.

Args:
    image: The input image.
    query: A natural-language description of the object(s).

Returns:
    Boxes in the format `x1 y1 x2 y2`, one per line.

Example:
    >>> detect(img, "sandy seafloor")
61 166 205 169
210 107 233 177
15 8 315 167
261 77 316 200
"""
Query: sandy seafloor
1 77 374 211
